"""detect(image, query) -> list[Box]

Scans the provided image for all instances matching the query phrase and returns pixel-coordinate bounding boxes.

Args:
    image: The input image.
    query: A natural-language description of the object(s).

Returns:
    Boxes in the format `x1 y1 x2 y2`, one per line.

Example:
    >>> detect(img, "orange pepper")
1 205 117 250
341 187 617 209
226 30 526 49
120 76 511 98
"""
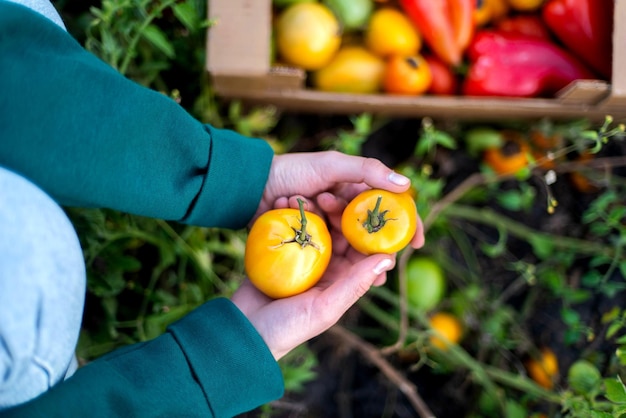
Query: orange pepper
399 0 475 66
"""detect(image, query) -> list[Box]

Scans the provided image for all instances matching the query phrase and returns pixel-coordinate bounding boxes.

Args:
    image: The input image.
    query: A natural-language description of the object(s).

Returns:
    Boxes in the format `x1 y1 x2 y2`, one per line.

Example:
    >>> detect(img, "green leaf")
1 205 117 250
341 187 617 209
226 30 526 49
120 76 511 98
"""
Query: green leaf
504 399 527 418
464 127 502 157
590 412 617 418
496 190 525 211
561 308 581 326
173 2 199 31
604 376 626 404
582 270 603 287
607 322 623 340
529 234 555 260
432 131 457 150
480 225 508 258
142 24 175 58
616 347 626 366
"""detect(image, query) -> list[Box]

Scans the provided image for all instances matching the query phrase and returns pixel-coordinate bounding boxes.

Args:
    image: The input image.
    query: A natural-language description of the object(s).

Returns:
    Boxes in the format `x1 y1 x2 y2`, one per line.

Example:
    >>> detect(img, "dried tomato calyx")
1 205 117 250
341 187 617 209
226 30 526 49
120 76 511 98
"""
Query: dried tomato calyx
363 195 393 233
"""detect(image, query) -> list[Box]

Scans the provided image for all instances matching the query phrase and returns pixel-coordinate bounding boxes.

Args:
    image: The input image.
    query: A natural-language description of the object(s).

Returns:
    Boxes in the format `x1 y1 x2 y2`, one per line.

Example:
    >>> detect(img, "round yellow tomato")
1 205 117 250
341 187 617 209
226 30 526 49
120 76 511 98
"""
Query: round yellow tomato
429 312 463 350
365 8 421 58
275 3 342 70
245 200 332 299
525 347 559 389
341 189 417 255
312 46 385 93
506 0 544 12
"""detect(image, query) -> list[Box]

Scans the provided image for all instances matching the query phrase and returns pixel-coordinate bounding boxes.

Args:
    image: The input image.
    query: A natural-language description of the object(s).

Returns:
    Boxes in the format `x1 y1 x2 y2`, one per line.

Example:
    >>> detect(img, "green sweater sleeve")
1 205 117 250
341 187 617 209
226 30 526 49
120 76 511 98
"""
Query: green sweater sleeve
0 298 285 417
0 0 273 229
0 2 284 416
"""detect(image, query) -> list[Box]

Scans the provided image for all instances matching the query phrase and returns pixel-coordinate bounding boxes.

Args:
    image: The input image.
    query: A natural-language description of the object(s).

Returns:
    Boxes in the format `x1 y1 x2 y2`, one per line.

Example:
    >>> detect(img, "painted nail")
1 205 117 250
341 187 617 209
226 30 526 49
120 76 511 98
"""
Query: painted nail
388 172 410 186
373 258 393 275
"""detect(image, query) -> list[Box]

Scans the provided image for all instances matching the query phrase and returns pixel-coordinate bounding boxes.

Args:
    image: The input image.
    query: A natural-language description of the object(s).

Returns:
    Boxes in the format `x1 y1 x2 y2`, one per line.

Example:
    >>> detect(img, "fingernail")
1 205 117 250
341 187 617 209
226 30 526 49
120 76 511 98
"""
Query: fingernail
373 258 393 275
388 172 410 186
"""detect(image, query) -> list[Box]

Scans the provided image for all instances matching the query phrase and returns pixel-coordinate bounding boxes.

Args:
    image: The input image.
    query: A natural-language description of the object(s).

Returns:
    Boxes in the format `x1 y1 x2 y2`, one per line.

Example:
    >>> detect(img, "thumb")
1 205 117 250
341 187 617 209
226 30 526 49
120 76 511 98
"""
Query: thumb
320 255 396 315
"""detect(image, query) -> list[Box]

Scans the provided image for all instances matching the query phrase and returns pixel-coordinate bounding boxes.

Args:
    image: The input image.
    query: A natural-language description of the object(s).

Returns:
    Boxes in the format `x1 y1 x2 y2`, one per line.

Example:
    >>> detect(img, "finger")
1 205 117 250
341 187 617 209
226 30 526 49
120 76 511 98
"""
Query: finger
315 254 396 322
287 195 320 214
273 196 290 209
316 152 411 193
231 279 272 315
410 213 426 249
316 192 352 255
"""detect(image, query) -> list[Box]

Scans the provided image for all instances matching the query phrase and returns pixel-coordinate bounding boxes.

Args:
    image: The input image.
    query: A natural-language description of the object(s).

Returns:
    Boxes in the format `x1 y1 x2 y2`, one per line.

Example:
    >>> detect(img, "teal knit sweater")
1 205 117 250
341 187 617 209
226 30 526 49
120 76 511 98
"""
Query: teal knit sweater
0 1 284 416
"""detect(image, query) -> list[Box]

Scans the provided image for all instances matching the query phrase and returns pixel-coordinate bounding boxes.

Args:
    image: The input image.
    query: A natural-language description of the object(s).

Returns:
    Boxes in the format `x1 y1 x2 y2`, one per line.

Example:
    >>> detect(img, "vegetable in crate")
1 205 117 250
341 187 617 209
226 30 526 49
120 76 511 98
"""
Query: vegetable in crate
424 54 458 95
323 0 374 31
399 0 475 66
495 14 553 41
542 0 614 79
275 2 341 70
382 55 432 95
463 31 597 98
364 7 422 57
312 46 385 93
474 0 510 27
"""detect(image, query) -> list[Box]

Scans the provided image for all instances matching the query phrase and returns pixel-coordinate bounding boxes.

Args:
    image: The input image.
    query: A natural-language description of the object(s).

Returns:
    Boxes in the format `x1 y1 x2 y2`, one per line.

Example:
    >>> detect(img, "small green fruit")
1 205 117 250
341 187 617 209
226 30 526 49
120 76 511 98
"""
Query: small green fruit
405 256 446 311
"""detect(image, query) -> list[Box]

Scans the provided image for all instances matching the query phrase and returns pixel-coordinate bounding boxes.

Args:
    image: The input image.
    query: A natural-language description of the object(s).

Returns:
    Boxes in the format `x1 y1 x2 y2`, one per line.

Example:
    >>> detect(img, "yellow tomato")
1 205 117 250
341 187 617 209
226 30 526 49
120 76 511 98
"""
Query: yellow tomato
429 312 463 350
365 8 421 58
474 0 510 26
382 55 432 95
341 189 417 255
312 46 385 93
525 347 559 389
506 0 544 12
275 3 342 70
245 200 332 299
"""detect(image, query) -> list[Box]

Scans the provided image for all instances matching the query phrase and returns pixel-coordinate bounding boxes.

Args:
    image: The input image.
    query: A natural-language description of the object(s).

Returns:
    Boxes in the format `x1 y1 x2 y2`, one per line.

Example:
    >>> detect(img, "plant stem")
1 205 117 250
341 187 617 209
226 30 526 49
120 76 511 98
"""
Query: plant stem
442 204 617 258
119 0 177 75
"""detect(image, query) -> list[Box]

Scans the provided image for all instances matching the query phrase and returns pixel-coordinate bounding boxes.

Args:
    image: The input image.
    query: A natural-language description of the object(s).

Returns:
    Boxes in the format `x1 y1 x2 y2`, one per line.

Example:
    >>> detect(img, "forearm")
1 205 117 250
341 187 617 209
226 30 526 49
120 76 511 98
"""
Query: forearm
0 299 284 418
0 1 273 229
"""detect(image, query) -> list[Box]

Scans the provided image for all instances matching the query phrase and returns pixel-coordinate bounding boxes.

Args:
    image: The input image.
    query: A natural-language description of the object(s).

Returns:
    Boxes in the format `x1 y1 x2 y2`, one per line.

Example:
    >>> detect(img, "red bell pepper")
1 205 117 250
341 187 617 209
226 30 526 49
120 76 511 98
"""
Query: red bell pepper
495 14 553 41
542 0 613 79
463 31 597 98
399 0 475 66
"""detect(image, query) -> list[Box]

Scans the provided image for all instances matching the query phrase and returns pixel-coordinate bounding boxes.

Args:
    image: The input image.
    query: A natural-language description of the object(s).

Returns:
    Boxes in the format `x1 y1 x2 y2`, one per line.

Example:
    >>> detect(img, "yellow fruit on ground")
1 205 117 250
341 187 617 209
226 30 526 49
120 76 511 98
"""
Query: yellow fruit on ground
365 8 421 58
525 347 559 389
312 46 385 93
429 312 463 350
275 3 342 70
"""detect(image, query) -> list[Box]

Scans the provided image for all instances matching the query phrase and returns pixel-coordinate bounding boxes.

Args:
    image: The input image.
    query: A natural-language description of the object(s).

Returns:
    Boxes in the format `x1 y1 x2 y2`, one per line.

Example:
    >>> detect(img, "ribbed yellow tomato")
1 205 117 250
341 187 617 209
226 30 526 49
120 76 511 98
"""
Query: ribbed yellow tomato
245 200 332 299
341 189 417 255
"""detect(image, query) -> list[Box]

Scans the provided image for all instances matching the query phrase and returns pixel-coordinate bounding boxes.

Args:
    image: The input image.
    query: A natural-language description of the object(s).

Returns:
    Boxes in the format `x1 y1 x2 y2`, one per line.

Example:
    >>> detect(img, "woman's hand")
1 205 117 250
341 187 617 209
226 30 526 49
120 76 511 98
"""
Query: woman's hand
255 151 423 247
233 190 424 360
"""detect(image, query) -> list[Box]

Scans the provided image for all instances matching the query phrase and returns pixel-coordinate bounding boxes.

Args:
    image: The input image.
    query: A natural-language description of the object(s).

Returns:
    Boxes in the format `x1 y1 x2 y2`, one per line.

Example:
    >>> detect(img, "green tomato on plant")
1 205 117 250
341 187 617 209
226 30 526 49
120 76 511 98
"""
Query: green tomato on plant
405 256 446 311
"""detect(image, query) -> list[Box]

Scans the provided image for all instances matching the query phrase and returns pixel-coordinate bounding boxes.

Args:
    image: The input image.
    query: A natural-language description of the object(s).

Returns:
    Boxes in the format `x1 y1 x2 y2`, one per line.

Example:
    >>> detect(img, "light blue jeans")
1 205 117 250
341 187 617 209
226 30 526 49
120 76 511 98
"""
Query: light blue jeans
0 166 86 408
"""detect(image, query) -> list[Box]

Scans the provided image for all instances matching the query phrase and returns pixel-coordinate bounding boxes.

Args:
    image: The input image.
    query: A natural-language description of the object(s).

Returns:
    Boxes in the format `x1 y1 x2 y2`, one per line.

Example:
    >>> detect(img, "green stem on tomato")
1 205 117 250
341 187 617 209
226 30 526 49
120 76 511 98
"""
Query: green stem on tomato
364 195 390 233
296 198 309 244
